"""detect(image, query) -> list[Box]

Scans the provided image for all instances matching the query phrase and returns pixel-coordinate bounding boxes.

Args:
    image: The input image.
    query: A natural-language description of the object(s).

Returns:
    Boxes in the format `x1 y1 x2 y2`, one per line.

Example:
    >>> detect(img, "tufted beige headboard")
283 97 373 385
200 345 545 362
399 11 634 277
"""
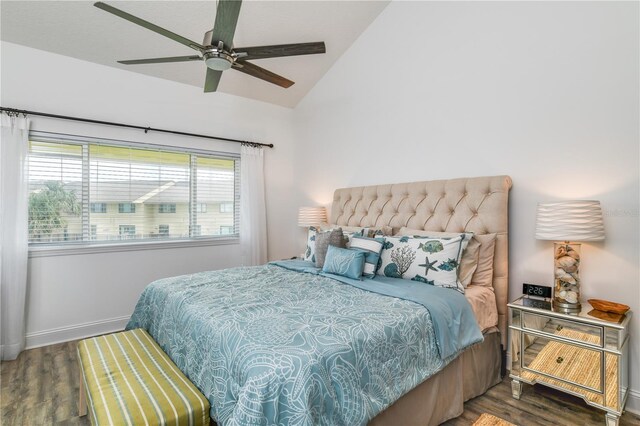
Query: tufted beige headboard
330 175 512 348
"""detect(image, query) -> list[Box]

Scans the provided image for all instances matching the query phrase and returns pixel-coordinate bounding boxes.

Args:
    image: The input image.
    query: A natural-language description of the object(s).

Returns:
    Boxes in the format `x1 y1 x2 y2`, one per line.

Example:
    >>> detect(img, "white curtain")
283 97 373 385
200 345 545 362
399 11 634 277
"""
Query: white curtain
240 145 267 266
0 114 30 360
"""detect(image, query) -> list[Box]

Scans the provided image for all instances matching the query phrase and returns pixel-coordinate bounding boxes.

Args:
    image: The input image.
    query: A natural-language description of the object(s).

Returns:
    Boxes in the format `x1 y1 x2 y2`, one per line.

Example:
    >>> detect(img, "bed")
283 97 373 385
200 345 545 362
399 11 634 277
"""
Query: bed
127 175 512 425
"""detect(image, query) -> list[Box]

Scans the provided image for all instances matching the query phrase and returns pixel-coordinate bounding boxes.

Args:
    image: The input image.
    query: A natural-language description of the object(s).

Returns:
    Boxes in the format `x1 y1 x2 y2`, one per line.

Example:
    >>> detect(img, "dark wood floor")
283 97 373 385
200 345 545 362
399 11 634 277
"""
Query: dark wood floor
443 378 640 426
2 340 639 425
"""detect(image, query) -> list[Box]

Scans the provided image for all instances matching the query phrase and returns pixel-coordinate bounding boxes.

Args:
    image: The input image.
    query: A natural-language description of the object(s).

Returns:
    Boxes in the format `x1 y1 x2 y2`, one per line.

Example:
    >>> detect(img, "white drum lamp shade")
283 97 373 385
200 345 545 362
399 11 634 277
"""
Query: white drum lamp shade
297 207 327 227
535 200 605 242
535 200 604 313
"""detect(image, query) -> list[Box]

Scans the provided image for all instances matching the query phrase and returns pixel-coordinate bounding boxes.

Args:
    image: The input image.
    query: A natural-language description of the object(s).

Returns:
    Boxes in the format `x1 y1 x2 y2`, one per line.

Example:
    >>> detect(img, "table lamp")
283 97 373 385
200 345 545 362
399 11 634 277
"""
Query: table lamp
535 200 605 313
297 206 327 228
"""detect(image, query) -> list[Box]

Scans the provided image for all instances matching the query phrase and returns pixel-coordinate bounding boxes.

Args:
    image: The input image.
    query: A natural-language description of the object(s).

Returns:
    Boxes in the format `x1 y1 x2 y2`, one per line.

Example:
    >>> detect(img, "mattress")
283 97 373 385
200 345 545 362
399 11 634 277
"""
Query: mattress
464 285 499 332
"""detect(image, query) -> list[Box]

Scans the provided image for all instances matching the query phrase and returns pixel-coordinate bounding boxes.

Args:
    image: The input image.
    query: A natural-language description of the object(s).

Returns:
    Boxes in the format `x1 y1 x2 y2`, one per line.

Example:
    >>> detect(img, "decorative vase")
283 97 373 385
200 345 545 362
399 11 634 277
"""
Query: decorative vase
553 242 581 312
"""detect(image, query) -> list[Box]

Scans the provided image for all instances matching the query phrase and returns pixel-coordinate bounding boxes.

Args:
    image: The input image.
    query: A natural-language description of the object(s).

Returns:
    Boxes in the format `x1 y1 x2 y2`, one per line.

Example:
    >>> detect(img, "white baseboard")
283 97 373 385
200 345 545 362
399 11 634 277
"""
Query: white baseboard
25 315 130 349
627 389 640 415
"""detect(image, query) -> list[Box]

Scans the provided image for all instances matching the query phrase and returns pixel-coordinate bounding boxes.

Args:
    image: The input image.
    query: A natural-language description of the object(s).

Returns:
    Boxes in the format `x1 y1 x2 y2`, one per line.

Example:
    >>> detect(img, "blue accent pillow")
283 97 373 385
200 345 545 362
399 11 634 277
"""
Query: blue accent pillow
349 235 385 278
322 245 366 280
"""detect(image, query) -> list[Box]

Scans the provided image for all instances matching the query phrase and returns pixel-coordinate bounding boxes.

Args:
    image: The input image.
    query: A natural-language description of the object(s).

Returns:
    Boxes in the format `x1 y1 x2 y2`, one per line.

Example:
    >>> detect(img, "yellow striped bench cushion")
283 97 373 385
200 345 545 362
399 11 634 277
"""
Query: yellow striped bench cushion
78 328 210 426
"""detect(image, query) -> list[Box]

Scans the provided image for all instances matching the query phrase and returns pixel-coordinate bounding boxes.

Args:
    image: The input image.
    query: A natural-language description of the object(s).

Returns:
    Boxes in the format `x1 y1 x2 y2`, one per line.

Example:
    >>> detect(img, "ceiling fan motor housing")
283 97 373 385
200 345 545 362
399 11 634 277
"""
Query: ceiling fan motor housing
202 30 234 70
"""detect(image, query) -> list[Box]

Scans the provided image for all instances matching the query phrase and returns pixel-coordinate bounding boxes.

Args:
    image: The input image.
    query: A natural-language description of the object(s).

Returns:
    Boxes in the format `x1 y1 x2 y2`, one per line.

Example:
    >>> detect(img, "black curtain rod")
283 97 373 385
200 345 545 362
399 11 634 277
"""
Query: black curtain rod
0 106 274 149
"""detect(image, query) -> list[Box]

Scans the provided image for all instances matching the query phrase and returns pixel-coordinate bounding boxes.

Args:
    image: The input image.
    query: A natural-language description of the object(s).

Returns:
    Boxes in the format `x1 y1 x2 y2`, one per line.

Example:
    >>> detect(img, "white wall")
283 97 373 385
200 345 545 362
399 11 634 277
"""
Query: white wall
0 41 297 346
293 1 640 412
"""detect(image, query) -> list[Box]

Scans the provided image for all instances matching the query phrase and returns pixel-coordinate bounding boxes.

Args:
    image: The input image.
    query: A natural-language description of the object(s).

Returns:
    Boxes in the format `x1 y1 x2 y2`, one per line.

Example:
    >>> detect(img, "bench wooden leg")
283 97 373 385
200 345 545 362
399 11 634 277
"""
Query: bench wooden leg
78 369 88 417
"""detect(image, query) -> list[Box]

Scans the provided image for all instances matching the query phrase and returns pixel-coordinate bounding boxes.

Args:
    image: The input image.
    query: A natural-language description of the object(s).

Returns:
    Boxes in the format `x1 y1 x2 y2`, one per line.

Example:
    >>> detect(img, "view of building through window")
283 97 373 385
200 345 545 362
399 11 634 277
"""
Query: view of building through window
27 138 239 244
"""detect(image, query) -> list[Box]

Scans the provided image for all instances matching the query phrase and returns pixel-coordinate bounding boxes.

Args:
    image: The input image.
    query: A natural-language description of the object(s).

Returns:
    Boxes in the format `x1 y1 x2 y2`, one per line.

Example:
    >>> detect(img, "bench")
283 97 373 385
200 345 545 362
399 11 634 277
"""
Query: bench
78 328 210 425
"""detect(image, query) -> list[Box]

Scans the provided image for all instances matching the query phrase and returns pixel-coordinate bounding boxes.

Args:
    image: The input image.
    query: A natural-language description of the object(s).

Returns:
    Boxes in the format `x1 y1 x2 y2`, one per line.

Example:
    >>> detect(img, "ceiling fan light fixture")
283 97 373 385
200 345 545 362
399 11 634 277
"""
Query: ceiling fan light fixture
204 51 234 71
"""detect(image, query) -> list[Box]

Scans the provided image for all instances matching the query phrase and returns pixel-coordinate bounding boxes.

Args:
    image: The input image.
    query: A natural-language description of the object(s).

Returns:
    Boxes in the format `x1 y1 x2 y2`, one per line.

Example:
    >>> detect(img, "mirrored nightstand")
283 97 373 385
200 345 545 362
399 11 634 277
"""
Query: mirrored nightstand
508 296 631 426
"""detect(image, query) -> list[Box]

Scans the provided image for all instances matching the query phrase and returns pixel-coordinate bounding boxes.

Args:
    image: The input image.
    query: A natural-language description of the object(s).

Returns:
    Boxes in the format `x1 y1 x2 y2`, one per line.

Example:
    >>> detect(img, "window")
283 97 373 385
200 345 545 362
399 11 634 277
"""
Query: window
90 203 107 213
28 142 82 243
158 203 176 214
119 225 136 239
158 225 170 237
219 203 233 213
27 134 240 246
118 203 136 213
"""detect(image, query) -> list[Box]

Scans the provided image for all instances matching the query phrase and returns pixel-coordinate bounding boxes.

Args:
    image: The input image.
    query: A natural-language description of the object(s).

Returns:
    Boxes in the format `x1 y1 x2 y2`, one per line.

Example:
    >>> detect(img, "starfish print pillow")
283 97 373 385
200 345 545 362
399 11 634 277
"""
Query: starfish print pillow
376 233 472 293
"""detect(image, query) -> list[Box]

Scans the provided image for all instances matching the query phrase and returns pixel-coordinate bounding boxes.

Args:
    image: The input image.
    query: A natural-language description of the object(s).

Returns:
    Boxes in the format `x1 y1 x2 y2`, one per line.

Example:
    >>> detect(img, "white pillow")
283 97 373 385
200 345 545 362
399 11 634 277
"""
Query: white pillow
377 234 471 293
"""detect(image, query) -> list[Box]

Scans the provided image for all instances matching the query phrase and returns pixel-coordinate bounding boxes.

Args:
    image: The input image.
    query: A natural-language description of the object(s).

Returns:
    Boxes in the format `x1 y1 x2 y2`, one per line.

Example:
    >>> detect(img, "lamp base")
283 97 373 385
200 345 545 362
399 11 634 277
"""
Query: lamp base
553 242 581 312
553 298 582 314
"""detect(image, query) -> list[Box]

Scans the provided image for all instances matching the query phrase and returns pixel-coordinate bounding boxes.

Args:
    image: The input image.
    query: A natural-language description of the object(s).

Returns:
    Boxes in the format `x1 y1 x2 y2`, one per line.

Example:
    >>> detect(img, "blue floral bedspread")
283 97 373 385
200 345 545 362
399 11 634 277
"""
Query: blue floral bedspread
127 263 481 426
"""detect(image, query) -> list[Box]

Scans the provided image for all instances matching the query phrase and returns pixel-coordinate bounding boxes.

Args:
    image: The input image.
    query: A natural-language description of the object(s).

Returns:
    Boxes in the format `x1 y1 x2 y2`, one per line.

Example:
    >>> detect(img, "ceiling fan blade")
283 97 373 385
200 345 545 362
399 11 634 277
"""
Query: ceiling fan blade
234 42 326 60
118 55 201 65
210 0 242 48
204 68 223 92
94 2 204 51
232 61 294 88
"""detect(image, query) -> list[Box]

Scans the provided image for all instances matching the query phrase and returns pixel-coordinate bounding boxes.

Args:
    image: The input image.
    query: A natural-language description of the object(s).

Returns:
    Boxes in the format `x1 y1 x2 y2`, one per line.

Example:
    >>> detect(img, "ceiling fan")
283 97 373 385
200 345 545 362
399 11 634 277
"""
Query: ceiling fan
94 1 326 92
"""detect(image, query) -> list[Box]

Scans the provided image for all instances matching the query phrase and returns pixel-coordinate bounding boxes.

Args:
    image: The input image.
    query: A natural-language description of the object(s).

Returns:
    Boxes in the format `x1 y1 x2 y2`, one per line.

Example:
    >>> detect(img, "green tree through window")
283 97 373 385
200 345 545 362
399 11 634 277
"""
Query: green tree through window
29 181 81 242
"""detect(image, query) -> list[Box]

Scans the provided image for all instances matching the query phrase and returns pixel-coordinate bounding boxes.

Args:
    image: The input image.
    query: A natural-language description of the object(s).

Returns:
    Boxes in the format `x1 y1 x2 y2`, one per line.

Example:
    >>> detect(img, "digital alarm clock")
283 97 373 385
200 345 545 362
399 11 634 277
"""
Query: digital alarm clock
522 283 552 299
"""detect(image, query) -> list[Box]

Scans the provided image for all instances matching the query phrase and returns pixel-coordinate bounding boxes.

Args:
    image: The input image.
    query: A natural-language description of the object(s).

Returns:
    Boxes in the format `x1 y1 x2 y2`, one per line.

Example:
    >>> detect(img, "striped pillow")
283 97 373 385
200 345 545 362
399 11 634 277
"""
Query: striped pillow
350 235 385 278
343 229 366 247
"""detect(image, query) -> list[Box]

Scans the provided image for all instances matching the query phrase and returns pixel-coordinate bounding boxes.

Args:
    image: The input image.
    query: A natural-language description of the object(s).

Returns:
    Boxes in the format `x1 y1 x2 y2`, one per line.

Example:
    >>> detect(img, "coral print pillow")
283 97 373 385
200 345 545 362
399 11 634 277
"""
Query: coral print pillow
377 234 471 293
303 226 318 263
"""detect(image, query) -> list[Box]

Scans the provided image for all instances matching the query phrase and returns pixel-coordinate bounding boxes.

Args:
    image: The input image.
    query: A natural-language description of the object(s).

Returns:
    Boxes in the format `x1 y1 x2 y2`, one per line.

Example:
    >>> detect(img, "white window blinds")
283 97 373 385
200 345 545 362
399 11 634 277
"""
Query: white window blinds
90 145 190 241
195 156 238 237
28 141 83 242
27 134 240 245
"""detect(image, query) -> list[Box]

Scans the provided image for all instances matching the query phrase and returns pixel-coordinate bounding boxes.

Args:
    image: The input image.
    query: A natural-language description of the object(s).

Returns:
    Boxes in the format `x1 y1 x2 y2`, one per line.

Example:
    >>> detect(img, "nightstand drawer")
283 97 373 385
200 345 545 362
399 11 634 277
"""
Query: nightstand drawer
521 332 604 394
522 312 603 347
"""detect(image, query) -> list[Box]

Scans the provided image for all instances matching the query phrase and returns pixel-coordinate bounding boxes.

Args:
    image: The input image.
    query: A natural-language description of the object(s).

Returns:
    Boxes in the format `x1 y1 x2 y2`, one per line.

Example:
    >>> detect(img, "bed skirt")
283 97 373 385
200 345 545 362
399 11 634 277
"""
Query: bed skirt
370 329 502 426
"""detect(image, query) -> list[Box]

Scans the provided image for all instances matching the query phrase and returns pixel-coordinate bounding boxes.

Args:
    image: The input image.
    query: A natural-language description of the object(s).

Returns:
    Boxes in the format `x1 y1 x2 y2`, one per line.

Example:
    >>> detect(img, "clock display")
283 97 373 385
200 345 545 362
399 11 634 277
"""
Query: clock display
523 283 552 299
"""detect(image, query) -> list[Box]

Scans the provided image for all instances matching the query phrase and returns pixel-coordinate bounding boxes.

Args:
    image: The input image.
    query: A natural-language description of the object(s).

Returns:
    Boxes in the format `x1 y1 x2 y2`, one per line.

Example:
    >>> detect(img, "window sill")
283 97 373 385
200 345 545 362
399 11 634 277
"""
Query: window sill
28 237 239 258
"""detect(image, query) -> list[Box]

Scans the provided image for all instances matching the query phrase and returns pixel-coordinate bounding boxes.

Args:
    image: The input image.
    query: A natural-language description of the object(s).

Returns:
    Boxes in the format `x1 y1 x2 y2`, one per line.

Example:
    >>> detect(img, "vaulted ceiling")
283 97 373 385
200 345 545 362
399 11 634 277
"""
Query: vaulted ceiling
1 1 389 107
